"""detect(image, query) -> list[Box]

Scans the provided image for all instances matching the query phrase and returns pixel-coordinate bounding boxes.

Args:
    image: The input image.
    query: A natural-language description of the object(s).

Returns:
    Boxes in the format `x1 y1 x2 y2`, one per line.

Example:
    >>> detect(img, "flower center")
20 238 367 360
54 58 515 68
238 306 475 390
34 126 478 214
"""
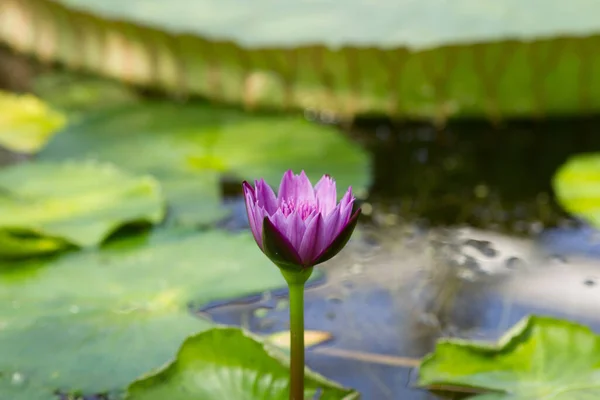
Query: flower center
280 198 317 220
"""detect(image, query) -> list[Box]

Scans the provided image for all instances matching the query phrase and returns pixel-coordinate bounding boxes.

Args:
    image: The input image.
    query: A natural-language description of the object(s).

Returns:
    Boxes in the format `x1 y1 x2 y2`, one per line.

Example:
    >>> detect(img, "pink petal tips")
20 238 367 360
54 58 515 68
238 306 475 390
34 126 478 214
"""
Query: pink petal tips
242 170 361 270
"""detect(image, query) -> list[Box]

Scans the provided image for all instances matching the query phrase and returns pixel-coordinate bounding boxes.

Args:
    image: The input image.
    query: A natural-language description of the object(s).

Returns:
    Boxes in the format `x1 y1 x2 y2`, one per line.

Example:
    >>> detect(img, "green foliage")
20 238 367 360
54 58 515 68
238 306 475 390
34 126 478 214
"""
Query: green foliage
553 153 600 228
126 327 358 400
0 91 66 154
0 43 369 399
4 0 600 119
39 101 370 226
0 228 324 399
419 315 600 399
0 161 165 258
33 72 140 114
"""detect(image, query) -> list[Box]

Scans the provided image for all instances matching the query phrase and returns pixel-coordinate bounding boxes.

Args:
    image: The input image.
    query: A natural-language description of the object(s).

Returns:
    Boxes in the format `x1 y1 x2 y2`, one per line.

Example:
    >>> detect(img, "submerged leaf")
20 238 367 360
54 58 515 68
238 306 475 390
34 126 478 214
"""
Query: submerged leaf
0 91 67 154
419 315 600 399
0 161 165 257
126 327 357 400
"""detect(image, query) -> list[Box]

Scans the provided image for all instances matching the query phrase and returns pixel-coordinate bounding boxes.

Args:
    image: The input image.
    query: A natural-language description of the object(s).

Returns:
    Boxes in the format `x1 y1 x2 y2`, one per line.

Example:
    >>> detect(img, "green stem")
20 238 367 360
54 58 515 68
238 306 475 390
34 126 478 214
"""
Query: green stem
280 267 313 400
288 282 305 400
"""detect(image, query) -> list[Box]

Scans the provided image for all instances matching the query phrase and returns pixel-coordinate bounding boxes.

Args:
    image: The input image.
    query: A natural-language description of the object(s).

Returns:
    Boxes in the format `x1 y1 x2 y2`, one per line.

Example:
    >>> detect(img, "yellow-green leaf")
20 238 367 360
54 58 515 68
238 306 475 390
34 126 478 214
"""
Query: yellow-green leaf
0 91 67 153
553 153 600 228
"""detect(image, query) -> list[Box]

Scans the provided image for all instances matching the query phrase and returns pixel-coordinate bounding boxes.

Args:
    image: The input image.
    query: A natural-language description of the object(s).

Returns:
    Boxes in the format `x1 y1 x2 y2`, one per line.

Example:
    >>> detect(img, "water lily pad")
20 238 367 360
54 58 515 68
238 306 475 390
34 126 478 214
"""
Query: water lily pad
39 101 370 225
0 161 164 257
418 315 600 399
0 229 323 399
0 91 66 154
126 327 357 400
33 72 140 114
6 0 600 119
0 374 49 400
553 154 600 228
52 0 600 48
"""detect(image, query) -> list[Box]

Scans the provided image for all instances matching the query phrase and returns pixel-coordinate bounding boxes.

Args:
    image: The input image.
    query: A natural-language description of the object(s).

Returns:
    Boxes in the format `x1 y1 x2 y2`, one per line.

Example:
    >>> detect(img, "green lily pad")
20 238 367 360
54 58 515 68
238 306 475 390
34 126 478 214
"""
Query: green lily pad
418 315 600 399
0 373 49 400
39 101 370 225
553 153 600 228
0 161 165 257
126 327 358 400
0 228 324 399
0 91 67 154
33 71 140 115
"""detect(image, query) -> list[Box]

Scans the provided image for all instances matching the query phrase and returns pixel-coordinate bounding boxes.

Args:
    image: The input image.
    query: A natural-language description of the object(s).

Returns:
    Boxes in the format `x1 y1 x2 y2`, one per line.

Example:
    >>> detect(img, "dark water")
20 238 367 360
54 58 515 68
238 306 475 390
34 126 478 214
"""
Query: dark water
355 117 600 229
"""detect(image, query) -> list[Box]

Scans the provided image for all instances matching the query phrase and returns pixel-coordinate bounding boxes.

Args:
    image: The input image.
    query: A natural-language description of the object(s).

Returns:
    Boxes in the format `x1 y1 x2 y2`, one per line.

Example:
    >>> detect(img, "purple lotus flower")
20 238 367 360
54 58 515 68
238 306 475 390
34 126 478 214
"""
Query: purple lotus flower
243 170 360 271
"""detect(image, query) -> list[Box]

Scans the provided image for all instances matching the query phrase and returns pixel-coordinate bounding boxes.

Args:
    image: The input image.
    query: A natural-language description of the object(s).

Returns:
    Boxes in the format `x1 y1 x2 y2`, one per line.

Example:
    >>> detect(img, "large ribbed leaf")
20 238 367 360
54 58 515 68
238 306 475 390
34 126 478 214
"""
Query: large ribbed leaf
3 0 600 120
53 0 600 48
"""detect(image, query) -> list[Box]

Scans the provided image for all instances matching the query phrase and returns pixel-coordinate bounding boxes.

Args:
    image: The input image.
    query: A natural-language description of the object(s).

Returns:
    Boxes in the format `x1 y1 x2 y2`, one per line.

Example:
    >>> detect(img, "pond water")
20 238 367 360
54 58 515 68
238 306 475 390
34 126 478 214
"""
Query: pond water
208 118 600 399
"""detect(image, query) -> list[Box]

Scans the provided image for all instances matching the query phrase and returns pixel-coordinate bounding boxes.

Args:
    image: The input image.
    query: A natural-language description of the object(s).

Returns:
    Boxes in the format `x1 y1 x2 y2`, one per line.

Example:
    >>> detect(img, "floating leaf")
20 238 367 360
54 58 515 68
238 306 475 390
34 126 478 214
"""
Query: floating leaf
0 229 323 399
0 91 66 154
4 0 600 119
39 101 370 225
0 374 49 400
553 154 600 228
0 161 164 257
126 327 357 400
267 330 333 350
419 315 600 399
52 0 600 48
33 71 140 114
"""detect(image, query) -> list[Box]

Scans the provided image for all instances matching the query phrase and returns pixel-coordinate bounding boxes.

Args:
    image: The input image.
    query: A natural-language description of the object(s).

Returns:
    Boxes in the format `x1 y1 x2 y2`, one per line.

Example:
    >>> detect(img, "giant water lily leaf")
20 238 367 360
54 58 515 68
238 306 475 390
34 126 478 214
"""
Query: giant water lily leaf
53 0 600 48
0 91 66 154
0 229 324 399
553 154 600 228
418 315 600 399
4 0 600 120
39 101 370 225
0 161 164 257
126 327 358 400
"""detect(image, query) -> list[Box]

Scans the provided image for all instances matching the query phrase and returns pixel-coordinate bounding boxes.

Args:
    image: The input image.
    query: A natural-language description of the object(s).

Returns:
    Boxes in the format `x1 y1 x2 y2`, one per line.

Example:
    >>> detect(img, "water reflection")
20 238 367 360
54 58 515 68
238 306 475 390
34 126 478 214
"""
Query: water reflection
357 117 600 232
198 221 597 399
209 117 600 397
